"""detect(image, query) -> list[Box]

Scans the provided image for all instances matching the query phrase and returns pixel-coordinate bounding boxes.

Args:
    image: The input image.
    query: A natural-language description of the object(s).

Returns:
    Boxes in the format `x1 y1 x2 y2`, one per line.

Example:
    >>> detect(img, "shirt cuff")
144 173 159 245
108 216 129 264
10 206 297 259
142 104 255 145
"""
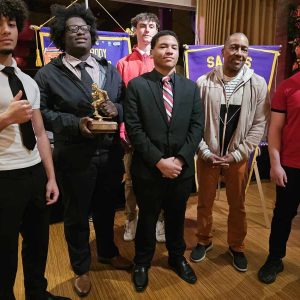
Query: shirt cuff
201 149 212 160
231 150 243 162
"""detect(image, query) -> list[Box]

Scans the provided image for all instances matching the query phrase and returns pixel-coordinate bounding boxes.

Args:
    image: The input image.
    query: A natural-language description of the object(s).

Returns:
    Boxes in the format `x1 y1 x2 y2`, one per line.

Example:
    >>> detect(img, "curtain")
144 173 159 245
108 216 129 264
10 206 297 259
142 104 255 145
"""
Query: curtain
195 0 277 45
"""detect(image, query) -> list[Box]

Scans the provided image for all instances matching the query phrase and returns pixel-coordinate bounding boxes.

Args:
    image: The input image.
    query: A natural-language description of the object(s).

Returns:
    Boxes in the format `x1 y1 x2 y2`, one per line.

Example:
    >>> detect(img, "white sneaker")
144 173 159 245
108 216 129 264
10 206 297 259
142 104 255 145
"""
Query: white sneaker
156 220 166 243
124 218 137 241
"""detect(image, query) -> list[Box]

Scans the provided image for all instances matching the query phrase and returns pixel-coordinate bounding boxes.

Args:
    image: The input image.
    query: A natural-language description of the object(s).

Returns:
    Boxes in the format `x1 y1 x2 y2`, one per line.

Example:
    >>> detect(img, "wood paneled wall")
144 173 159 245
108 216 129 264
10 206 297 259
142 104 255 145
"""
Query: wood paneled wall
196 0 277 45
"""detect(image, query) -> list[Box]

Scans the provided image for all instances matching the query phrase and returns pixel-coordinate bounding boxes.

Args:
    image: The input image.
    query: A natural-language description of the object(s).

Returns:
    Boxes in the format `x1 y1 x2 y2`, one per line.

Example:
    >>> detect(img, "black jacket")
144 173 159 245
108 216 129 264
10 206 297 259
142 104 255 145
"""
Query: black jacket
124 69 204 180
35 54 125 170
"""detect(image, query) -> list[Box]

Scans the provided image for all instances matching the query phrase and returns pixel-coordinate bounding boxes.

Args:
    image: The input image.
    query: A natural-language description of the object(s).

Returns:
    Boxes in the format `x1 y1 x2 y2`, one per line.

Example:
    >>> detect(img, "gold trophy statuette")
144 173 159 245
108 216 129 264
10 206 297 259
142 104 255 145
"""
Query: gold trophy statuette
88 83 118 133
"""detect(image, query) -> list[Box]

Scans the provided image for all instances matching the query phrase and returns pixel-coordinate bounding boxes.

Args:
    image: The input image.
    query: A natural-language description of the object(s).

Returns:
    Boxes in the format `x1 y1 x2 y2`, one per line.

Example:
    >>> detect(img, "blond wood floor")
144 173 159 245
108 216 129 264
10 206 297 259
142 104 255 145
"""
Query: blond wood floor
15 181 300 299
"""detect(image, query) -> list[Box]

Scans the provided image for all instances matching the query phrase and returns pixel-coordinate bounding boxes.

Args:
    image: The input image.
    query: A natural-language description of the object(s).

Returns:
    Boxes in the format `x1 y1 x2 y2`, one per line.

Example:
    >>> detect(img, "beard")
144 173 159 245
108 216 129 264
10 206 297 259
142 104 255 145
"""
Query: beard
0 48 13 55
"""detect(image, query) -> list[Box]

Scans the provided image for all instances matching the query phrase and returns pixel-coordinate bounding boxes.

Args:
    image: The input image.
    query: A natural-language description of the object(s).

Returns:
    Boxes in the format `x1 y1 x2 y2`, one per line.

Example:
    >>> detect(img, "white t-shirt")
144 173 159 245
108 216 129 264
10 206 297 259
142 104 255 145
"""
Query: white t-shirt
0 58 41 170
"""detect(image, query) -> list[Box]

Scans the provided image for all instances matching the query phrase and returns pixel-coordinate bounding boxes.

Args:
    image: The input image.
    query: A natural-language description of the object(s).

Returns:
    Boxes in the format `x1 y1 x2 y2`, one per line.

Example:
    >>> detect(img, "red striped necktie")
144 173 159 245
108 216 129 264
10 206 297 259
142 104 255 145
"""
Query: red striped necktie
162 76 173 122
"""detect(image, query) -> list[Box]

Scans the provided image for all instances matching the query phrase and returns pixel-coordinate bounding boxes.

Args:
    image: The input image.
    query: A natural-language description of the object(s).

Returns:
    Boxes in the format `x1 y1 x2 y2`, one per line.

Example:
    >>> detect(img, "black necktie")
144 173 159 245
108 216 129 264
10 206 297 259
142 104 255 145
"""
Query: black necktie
77 62 94 93
1 66 36 150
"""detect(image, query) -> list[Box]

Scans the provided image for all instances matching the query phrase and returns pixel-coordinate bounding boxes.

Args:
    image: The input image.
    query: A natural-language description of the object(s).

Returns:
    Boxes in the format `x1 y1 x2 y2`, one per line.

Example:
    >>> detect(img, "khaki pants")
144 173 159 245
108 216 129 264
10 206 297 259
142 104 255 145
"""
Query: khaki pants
196 158 248 252
123 151 137 221
123 151 164 222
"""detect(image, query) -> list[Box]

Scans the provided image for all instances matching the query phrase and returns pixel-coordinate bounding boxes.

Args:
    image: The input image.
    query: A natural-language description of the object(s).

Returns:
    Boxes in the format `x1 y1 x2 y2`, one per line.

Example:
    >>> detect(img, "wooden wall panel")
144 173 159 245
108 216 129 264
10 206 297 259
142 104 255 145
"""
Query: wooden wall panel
196 0 277 45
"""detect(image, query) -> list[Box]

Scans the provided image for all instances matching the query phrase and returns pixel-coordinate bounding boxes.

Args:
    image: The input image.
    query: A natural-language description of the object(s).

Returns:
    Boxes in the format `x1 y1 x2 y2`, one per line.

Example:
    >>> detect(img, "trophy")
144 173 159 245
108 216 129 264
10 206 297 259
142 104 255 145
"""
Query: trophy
88 83 118 133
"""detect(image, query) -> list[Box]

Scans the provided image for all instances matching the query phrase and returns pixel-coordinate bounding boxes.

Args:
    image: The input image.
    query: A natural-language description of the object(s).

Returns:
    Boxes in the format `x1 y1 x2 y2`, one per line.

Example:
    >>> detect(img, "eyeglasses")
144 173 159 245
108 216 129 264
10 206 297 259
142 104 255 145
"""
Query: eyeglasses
66 25 91 33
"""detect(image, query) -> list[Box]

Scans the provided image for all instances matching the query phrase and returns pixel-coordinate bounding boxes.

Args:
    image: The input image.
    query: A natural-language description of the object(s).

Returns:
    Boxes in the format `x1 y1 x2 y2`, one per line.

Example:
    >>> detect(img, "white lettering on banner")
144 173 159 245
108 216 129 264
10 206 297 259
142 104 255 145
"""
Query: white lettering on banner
90 48 107 58
206 55 252 69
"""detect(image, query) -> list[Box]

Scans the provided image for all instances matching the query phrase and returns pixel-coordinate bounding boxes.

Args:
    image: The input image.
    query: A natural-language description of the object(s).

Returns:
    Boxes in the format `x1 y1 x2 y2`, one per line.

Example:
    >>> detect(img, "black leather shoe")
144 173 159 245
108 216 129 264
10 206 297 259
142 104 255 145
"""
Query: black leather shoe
169 257 197 284
132 265 148 292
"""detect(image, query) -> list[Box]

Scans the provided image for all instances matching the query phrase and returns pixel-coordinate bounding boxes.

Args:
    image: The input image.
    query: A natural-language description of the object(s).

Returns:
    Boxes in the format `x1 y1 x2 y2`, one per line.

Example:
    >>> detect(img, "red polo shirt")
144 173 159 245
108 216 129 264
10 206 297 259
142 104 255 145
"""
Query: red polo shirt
271 71 300 169
116 46 154 87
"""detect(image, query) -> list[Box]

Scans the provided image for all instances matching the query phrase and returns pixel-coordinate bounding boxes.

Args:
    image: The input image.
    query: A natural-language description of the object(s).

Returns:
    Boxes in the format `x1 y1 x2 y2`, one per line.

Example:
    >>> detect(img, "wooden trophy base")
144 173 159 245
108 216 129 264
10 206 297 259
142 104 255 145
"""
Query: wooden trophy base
88 120 118 133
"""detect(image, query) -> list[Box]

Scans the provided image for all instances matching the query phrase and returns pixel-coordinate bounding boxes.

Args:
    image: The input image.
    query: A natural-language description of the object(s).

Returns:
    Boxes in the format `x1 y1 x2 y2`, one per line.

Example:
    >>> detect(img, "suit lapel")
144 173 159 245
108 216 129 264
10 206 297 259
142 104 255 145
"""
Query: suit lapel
146 72 169 125
169 74 183 127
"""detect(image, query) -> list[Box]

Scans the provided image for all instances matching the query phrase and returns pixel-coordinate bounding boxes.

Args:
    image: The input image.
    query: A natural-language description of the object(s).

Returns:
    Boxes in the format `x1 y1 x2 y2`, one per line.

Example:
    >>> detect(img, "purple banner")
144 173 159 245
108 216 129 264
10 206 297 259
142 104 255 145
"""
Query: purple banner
184 45 281 89
39 27 131 66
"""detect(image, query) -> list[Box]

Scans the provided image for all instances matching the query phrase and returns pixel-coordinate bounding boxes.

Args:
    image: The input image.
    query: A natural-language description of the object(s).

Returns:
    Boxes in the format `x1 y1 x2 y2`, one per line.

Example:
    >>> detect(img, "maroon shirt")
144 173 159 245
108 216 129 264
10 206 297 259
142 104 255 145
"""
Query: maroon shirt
271 72 300 168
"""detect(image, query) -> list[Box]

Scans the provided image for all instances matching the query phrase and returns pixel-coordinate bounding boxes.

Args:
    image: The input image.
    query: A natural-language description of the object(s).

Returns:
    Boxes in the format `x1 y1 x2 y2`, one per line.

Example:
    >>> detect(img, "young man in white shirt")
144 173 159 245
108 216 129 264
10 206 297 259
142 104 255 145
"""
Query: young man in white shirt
0 1 69 299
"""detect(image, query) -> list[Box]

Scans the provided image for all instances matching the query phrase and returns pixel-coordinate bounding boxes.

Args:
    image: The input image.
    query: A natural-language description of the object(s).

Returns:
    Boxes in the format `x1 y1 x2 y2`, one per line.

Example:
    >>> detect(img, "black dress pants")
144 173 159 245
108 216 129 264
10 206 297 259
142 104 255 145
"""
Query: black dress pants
0 163 49 300
58 149 123 275
269 166 300 259
132 176 193 267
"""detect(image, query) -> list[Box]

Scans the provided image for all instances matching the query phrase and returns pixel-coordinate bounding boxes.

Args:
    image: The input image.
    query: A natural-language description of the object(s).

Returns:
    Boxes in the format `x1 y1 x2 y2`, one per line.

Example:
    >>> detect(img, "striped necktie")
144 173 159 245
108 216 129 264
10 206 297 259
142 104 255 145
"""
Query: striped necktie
162 76 173 122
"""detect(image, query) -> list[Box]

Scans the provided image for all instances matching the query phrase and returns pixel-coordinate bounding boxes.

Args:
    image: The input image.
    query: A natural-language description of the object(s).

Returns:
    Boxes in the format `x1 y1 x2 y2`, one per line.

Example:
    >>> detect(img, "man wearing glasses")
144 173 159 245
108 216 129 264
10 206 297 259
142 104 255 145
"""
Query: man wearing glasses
35 3 131 297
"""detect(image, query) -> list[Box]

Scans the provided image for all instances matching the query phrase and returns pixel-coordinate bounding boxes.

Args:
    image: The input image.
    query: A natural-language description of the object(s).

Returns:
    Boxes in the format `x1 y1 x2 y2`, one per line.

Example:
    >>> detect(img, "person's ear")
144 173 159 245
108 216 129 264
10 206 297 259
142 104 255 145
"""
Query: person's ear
132 26 136 36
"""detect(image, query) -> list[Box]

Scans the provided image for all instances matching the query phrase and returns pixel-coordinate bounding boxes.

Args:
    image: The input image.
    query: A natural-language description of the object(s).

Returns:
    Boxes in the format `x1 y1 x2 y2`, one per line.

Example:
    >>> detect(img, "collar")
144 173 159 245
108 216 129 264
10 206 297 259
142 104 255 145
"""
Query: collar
54 53 108 68
0 58 19 74
65 53 94 68
214 64 254 83
134 46 150 56
153 69 176 83
222 67 244 82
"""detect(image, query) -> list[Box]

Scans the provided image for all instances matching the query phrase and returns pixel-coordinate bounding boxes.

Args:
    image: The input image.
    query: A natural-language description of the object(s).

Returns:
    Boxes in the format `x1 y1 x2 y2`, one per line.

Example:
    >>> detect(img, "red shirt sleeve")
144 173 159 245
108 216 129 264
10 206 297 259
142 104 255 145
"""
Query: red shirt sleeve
271 81 287 112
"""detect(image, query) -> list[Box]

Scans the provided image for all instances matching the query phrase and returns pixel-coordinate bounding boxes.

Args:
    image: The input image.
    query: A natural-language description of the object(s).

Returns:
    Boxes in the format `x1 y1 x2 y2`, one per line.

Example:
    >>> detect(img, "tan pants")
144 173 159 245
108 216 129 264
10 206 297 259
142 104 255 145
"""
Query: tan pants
123 151 164 222
123 151 137 221
196 157 248 252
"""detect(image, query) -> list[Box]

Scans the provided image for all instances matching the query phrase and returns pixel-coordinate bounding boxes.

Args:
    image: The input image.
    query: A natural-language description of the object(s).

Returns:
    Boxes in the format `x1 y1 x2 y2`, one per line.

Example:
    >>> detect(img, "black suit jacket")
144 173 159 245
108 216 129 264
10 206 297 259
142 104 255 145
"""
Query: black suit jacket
124 69 204 180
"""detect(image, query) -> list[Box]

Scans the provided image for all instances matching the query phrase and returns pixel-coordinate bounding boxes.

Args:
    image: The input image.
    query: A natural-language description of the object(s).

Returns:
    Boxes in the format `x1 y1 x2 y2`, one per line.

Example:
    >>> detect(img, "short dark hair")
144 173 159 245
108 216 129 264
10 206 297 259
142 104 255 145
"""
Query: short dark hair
224 32 248 47
131 13 160 31
151 30 179 49
49 3 98 51
0 0 28 32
